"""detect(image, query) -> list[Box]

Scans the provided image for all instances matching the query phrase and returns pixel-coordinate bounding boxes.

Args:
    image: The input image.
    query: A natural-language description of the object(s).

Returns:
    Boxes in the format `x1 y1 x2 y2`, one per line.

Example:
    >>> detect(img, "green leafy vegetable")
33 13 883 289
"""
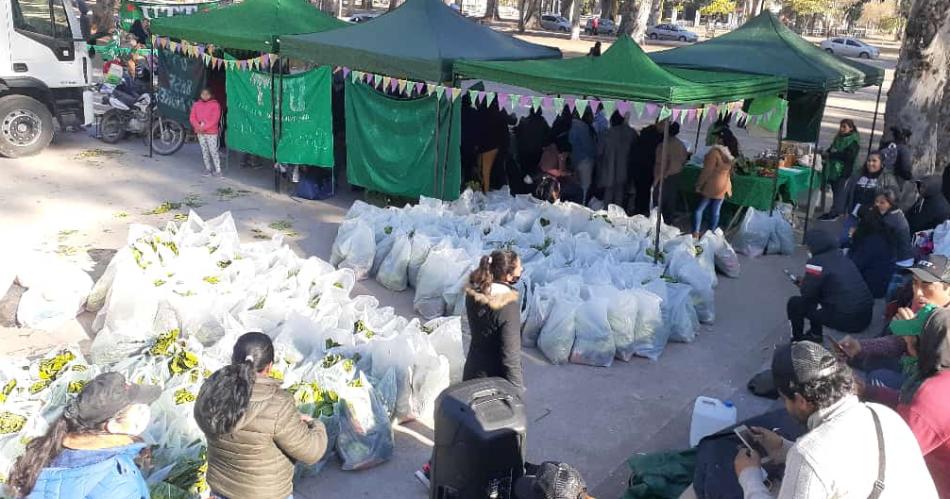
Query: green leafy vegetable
0 412 27 434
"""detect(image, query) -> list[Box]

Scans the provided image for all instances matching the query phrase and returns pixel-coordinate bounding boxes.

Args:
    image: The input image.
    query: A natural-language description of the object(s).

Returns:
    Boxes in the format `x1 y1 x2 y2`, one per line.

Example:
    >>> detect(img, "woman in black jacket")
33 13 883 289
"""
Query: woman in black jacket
849 188 913 298
908 175 950 233
463 249 524 390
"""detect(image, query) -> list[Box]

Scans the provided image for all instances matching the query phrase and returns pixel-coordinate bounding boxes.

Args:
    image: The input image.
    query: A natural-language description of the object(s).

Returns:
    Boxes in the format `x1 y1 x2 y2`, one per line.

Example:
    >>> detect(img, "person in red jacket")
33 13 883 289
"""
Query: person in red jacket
190 88 222 177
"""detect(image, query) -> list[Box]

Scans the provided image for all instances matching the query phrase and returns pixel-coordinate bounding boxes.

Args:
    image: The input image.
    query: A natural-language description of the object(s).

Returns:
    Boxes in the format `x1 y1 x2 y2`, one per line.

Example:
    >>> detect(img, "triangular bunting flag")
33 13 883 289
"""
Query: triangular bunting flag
262 54 271 67
469 90 479 104
342 67 350 78
671 108 681 122
589 100 601 113
510 94 521 111
451 87 462 101
686 108 697 123
601 100 616 117
435 86 446 100
566 97 576 113
497 93 510 110
542 96 553 110
398 79 408 95
575 99 589 115
476 91 486 105
382 76 391 89
658 106 672 122
373 74 383 88
552 97 564 112
531 96 543 111
485 91 496 107
633 101 645 117
415 82 424 95
426 83 436 95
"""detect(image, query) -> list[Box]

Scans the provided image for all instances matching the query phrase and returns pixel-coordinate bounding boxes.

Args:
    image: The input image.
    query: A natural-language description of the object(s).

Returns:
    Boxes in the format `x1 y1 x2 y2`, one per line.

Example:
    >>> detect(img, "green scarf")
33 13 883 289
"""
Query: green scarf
899 360 921 404
825 131 860 183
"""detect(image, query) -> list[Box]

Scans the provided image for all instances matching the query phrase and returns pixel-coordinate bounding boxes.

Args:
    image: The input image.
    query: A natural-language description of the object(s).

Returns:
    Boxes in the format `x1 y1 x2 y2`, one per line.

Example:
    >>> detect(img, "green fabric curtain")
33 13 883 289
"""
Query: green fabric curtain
225 67 334 167
455 37 787 104
282 0 560 82
785 90 828 143
150 0 345 53
649 11 884 92
747 96 787 133
156 50 206 128
345 79 461 200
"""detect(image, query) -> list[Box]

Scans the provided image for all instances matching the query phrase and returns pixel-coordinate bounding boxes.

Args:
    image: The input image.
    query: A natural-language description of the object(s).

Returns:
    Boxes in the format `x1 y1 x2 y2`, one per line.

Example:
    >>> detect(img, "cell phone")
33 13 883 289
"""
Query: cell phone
783 269 798 284
734 425 771 464
828 337 848 357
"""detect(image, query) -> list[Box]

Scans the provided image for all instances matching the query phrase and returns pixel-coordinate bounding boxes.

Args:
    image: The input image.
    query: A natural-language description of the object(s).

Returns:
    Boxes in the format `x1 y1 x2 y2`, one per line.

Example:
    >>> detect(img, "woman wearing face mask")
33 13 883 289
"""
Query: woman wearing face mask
464 249 525 390
194 332 327 499
8 373 159 498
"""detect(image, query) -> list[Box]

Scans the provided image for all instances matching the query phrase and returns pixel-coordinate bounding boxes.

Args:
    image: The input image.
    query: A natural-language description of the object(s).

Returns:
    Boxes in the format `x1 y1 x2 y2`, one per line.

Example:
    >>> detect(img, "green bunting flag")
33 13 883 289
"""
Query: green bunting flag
485 92 496 107
601 100 616 117
633 101 645 118
531 96 543 111
553 97 564 111
575 99 589 116
658 106 672 121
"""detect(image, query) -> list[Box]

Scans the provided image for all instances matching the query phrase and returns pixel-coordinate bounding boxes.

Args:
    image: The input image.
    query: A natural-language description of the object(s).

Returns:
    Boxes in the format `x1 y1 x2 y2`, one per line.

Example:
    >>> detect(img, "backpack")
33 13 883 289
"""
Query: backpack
878 143 898 170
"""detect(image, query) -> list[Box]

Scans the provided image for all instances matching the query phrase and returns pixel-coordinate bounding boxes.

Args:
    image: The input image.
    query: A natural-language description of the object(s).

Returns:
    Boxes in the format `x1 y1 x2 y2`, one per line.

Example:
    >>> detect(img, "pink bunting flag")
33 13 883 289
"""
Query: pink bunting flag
616 100 630 116
686 108 697 123
198 45 205 56
497 93 510 110
520 95 532 108
589 100 601 113
671 109 682 122
342 67 350 78
542 96 553 110
566 97 576 113
261 53 270 67
476 91 486 105
415 82 424 94
644 103 658 118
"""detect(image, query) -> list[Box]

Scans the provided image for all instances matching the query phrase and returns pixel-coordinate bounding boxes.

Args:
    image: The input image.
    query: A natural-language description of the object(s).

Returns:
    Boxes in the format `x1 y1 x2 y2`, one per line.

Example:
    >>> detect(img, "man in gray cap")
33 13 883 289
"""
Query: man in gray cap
733 342 937 498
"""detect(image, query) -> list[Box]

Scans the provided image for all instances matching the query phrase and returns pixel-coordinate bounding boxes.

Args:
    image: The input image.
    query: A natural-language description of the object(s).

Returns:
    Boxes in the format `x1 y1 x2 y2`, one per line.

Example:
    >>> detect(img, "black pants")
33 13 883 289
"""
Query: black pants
786 296 872 342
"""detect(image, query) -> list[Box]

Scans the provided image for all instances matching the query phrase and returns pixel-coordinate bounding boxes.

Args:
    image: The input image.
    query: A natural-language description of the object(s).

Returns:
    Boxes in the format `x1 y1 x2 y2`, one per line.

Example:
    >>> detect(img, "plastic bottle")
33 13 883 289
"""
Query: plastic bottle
689 396 737 447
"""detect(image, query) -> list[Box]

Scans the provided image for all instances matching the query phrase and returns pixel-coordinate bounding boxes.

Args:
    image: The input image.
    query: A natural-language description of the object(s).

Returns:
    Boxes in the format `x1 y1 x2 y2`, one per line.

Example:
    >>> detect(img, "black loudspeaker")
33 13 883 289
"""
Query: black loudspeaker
430 378 527 499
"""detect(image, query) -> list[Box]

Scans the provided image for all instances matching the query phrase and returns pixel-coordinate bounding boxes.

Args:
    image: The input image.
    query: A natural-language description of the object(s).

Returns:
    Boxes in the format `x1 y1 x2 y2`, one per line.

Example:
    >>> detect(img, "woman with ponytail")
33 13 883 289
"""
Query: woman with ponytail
194 332 327 499
464 249 525 390
8 372 159 498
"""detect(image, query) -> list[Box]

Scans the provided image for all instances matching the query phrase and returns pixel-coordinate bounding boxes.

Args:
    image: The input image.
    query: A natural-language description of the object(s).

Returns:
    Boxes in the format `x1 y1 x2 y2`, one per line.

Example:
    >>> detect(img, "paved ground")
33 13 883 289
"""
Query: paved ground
0 37 898 499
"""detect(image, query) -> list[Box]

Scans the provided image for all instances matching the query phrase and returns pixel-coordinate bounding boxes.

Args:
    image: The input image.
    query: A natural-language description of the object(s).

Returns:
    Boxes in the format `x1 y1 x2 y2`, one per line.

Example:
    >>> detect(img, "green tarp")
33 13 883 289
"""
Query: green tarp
455 36 787 104
282 0 560 82
785 90 828 143
226 67 334 167
679 163 815 211
156 50 206 128
150 0 345 53
345 79 461 200
649 11 884 92
119 0 223 31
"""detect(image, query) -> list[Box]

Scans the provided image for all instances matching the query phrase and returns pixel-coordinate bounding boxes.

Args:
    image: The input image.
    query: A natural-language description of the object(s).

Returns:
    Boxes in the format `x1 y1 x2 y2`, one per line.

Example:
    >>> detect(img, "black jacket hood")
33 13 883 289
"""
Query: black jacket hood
805 229 838 255
918 175 943 199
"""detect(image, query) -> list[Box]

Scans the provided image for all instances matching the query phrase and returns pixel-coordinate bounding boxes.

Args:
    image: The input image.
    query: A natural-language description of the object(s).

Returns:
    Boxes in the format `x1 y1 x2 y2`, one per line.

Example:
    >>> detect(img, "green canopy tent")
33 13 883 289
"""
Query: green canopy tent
281 0 561 83
150 0 346 191
280 0 560 201
459 36 790 260
650 11 886 234
149 0 346 52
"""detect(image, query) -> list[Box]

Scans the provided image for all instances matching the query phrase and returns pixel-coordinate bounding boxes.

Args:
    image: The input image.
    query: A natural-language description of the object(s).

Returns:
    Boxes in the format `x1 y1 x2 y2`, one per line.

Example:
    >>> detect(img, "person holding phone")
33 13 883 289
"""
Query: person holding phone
734 342 937 498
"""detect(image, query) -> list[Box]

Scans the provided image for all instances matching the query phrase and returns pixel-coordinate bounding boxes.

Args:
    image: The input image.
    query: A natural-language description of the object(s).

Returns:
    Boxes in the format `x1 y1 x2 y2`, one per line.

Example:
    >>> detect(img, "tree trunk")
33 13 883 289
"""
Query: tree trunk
883 0 950 175
520 0 540 31
647 0 662 27
560 0 572 15
361 0 370 9
388 0 398 11
619 0 653 41
92 0 118 35
570 0 581 39
483 0 498 19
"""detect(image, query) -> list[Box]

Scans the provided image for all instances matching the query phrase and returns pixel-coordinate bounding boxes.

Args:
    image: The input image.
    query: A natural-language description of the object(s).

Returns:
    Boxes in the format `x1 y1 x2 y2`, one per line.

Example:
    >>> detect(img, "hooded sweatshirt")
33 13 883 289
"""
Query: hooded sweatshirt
189 98 222 135
801 229 873 315
908 175 950 233
898 308 950 499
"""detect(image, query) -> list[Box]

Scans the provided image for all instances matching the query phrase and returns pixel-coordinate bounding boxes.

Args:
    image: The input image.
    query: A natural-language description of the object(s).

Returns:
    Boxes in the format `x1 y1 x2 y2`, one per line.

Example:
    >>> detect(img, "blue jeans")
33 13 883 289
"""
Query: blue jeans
693 197 724 234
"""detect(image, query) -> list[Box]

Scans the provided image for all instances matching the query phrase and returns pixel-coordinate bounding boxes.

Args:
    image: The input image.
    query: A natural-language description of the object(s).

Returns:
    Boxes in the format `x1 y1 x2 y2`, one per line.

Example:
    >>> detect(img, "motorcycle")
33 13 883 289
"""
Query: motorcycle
98 85 185 155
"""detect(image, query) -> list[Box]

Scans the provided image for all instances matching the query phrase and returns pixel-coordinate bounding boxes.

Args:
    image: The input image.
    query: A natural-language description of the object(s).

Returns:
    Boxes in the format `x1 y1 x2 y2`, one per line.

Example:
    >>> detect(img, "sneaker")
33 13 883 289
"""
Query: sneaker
817 213 837 221
203 171 213 177
414 468 430 489
214 171 223 178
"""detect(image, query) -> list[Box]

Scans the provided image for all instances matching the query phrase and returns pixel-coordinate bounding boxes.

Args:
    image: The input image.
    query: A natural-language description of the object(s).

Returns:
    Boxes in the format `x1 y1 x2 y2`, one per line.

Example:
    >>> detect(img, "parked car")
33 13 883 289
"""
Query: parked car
646 23 699 42
540 14 571 32
349 13 378 23
819 37 880 59
584 18 616 35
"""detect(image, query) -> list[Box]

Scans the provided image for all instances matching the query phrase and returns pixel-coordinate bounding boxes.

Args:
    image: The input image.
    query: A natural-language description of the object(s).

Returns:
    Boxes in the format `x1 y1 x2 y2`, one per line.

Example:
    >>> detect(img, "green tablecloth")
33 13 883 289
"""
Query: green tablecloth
677 163 815 211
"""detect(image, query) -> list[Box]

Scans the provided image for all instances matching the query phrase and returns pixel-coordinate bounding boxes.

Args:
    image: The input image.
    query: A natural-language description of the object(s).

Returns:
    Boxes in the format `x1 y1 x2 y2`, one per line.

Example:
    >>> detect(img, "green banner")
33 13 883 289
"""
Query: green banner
156 50 206 127
226 67 334 167
344 79 461 201
119 0 223 31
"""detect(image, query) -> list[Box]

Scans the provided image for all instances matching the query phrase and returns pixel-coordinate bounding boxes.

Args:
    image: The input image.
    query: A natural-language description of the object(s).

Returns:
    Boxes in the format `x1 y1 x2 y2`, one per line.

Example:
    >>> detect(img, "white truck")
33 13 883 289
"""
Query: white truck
0 0 92 157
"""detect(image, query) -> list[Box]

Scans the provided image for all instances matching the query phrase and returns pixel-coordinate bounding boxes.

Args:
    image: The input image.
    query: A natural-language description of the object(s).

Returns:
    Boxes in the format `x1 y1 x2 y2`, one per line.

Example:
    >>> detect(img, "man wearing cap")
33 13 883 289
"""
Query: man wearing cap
787 229 874 344
734 342 937 498
8 372 160 498
838 254 950 399
514 461 594 499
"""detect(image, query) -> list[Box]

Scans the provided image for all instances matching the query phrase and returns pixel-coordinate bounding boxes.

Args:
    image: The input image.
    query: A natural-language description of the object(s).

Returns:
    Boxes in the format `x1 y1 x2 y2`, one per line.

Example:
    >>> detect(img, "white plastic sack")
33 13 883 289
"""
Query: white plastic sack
665 283 700 343
16 265 93 330
424 317 465 384
708 229 741 278
336 373 395 471
732 208 773 257
630 289 668 361
330 219 376 280
570 298 615 367
376 231 411 292
608 290 640 362
414 246 470 320
90 262 160 364
537 295 581 365
766 211 795 256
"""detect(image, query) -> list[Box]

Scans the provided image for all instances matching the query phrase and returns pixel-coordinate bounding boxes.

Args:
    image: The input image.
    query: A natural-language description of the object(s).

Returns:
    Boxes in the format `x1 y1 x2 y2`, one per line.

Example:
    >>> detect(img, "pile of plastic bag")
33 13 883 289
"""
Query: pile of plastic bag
331 189 744 365
14 252 93 331
731 205 795 258
0 212 467 494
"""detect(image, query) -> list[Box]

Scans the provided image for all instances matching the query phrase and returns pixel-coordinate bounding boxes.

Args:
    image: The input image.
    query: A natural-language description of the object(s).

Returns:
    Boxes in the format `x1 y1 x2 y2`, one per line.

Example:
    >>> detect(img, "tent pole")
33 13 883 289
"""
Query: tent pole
769 114 786 215
148 46 154 158
653 119 671 265
439 77 459 200
802 140 819 243
866 83 883 157
692 108 705 153
433 91 442 200
271 61 279 192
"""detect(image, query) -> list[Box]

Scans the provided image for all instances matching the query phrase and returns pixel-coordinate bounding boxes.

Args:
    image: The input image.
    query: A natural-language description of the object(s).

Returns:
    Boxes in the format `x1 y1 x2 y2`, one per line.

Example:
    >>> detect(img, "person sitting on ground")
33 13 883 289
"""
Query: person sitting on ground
8 373 159 498
653 121 690 224
464 250 524 390
733 342 938 499
588 41 602 57
819 119 861 220
896 307 950 498
693 128 738 238
190 88 223 177
515 461 595 499
787 229 873 344
849 188 914 299
598 112 636 207
841 255 950 391
908 175 950 234
194 332 327 499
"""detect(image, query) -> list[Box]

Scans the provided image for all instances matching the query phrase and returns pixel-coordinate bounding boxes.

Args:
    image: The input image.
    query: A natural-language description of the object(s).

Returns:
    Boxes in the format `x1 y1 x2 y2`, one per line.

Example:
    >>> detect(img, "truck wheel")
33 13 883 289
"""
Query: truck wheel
0 95 54 158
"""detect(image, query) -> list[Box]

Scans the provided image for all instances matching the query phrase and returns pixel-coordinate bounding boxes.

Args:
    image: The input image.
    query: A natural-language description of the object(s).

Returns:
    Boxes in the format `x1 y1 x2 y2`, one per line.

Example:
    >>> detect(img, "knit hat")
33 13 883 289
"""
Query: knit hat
771 342 841 396
514 462 587 499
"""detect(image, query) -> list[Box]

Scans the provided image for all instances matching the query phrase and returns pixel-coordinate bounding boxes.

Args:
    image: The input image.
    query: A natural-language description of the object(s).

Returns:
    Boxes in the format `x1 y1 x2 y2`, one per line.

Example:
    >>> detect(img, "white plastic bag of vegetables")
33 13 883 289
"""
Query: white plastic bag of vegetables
664 283 700 343
376 231 412 292
537 294 582 365
731 208 773 257
424 317 465 384
607 290 640 362
706 229 740 278
330 219 376 280
335 373 395 471
569 297 615 367
630 289 668 361
414 245 471 320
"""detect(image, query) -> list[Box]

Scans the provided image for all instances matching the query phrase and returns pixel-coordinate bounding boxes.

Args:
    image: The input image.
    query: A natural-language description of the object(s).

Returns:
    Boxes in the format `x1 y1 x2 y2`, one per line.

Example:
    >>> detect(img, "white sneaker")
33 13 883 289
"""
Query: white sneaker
203 171 213 177
414 469 430 489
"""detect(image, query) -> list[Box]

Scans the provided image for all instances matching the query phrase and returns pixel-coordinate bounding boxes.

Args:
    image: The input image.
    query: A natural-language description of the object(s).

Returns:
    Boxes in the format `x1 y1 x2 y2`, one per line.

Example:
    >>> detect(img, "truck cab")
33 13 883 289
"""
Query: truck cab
0 0 92 157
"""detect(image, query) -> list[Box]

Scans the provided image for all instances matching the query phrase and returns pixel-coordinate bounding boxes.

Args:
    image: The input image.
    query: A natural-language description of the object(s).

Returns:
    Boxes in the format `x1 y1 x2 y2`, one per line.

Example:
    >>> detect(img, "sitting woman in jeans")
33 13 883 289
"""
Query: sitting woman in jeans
693 128 738 238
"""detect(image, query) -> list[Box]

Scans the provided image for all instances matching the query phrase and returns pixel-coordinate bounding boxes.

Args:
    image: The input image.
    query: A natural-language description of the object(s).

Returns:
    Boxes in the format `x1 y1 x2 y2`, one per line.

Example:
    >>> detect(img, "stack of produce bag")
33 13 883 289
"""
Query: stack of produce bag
0 211 468 494
330 190 739 364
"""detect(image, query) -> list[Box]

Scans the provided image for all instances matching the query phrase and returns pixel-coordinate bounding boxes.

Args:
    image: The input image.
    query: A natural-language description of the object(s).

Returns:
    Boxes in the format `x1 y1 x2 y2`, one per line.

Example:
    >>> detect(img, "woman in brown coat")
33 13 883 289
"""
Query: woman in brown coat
194 332 327 499
693 128 739 237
